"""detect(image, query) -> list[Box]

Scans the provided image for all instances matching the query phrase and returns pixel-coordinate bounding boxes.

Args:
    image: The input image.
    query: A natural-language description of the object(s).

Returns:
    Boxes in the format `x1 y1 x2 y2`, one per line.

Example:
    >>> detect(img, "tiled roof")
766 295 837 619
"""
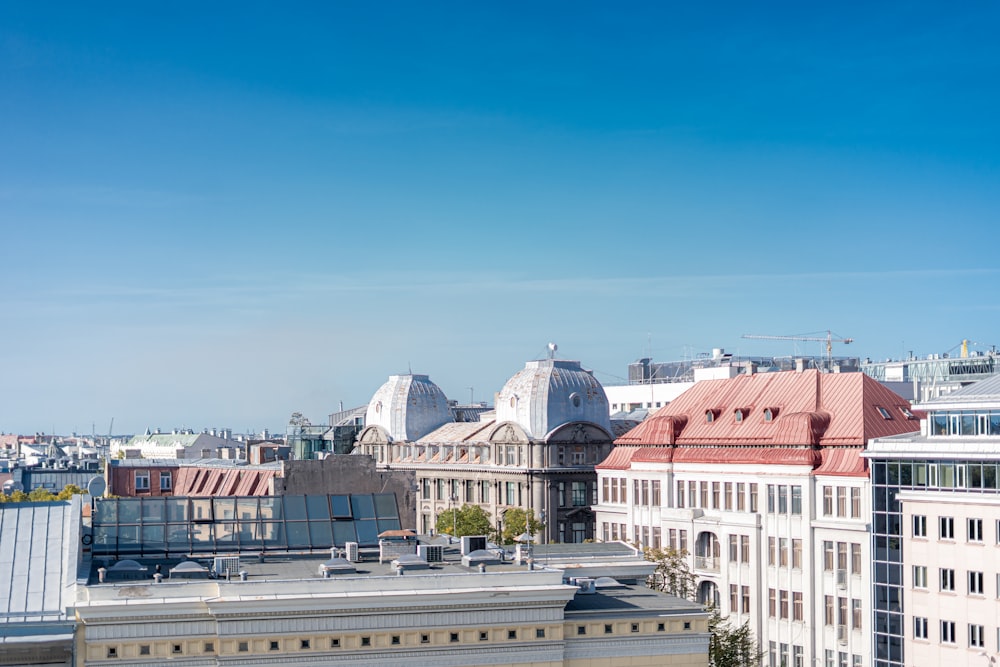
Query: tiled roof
604 370 920 476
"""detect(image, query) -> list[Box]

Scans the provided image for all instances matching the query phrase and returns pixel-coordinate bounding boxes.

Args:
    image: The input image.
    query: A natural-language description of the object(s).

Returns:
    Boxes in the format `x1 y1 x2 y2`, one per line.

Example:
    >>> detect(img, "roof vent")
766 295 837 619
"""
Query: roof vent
319 557 357 578
392 554 430 572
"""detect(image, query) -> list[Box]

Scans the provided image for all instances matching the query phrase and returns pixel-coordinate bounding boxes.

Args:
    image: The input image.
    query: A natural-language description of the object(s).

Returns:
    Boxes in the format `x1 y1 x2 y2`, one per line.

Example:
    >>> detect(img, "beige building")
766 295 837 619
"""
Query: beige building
74 543 710 667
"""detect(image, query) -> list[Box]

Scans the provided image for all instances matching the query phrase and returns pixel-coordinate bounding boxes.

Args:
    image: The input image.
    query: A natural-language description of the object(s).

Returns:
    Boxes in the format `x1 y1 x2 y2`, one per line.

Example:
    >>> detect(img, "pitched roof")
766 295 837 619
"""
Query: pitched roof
602 370 920 475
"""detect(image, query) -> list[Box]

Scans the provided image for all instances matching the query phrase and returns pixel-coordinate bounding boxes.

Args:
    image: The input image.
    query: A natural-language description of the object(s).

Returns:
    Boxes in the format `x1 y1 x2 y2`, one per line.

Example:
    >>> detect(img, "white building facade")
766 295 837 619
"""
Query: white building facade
595 369 920 667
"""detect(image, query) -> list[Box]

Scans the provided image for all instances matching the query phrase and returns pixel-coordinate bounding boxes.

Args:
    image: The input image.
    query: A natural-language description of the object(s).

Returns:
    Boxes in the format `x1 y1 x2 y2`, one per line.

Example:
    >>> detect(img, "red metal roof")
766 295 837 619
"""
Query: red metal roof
174 467 277 496
605 370 921 476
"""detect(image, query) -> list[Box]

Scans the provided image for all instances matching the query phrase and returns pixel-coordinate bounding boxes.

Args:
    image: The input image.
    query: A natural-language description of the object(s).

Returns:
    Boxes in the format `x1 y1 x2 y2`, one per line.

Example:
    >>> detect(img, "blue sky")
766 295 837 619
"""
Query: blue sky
2 2 999 435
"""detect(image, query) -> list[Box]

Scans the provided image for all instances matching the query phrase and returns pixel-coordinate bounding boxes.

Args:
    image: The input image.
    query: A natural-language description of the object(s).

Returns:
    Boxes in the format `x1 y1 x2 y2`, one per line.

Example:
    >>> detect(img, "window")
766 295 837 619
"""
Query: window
779 538 789 567
139 645 150 656
724 482 733 510
941 620 956 644
768 537 776 566
940 568 955 592
940 516 955 539
969 570 984 595
741 586 750 613
913 565 927 588
160 472 172 490
793 592 803 621
969 518 984 542
508 630 517 640
107 647 118 658
479 631 488 641
676 481 685 508
730 584 738 612
571 481 587 506
657 623 665 632
767 484 776 513
836 486 847 516
300 639 310 649
850 487 860 517
239 641 250 652
792 539 802 569
450 633 459 643
536 628 545 638
794 645 804 667
850 542 861 574
791 485 802 514
823 486 833 515
913 514 927 537
391 636 400 645
823 541 834 571
837 541 848 571
576 626 586 636
749 483 758 512
737 483 745 511
768 588 776 617
876 406 892 419
779 590 789 619
970 623 985 648
135 471 150 491
651 480 661 505
631 623 640 633
851 599 862 629
269 641 280 651
729 535 739 562
421 634 430 644
700 481 709 507
712 482 720 508
778 485 788 513
913 617 928 639
170 644 182 654
741 535 750 563
824 596 834 625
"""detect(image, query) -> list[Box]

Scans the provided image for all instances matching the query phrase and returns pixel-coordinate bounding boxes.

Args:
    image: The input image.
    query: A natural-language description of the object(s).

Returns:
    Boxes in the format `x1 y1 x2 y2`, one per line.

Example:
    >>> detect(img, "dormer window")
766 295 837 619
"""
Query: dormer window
763 408 777 422
706 410 714 423
876 406 892 420
569 392 582 408
734 409 745 423
900 407 915 419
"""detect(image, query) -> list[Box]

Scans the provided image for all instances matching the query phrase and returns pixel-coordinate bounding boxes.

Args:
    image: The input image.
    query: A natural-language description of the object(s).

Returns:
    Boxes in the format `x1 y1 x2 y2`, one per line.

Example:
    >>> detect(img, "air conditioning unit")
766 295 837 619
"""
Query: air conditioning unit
461 535 488 555
213 556 240 577
418 544 444 563
345 542 360 562
836 569 847 588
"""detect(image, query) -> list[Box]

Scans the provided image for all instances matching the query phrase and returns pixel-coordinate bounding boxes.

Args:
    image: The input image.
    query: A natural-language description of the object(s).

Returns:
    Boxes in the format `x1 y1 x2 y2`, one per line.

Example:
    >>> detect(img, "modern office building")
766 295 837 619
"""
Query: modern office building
866 372 1000 667
595 368 920 667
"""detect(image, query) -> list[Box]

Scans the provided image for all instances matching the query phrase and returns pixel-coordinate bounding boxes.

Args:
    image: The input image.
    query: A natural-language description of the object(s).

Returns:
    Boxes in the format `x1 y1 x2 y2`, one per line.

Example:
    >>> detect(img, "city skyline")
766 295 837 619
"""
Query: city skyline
2 3 999 434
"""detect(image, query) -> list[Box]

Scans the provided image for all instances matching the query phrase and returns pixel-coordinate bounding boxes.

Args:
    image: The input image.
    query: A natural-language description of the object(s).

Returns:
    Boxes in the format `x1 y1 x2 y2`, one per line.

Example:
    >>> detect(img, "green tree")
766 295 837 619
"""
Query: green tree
435 504 493 538
28 487 56 502
643 547 762 667
1 484 87 504
706 605 763 667
499 508 544 545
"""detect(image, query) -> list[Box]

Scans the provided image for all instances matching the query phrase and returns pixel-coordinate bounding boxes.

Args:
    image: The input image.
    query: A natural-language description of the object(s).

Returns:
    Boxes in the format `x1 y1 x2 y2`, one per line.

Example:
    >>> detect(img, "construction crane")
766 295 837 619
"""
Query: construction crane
741 331 854 369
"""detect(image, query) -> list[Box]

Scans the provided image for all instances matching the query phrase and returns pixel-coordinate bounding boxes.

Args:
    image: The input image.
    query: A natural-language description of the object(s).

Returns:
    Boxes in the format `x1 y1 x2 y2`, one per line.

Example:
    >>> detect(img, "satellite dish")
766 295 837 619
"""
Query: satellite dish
87 476 107 498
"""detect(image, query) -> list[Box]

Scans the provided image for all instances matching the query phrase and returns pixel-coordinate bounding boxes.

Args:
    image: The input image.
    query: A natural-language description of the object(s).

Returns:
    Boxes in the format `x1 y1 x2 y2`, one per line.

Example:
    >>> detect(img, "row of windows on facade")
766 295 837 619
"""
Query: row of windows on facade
134 471 171 491
604 478 862 520
765 643 863 667
365 444 599 466
911 514 997 542
912 618 991 649
421 479 593 507
873 459 1000 491
100 620 687 659
928 410 1000 437
911 565 999 595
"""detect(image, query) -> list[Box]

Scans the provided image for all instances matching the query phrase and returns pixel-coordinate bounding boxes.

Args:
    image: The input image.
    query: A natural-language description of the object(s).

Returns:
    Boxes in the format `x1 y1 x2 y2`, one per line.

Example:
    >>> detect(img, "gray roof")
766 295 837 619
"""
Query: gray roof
111 458 281 470
0 497 80 638
921 372 1000 405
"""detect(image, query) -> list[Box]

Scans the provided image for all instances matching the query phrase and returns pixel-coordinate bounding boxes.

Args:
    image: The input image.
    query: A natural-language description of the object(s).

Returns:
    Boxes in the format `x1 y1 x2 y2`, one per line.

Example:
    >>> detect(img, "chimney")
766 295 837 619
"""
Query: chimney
795 358 806 373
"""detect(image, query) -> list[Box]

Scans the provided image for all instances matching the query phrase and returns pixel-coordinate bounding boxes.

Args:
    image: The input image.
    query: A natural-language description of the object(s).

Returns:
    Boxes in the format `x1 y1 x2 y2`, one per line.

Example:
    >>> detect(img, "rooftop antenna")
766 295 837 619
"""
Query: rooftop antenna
547 342 558 359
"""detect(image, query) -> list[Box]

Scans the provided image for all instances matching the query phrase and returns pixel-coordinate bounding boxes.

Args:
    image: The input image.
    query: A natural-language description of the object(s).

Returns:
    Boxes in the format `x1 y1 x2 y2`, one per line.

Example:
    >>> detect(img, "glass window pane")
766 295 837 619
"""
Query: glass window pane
93 525 117 554
190 499 213 521
332 521 357 546
286 522 310 548
351 495 375 520
141 498 165 523
261 522 286 549
141 525 165 553
95 499 117 523
374 494 397 518
306 495 330 520
331 495 352 518
118 499 141 523
191 524 214 551
308 521 332 545
284 496 307 521
213 498 236 521
166 498 189 522
167 524 190 552
259 497 283 521
236 499 259 521
214 523 237 547
118 525 141 553
355 519 378 545
238 521 261 544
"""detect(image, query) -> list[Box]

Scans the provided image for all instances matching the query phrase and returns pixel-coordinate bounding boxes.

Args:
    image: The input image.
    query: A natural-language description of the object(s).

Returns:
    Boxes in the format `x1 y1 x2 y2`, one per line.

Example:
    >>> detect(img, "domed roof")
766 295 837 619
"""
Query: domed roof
495 359 611 439
365 374 453 441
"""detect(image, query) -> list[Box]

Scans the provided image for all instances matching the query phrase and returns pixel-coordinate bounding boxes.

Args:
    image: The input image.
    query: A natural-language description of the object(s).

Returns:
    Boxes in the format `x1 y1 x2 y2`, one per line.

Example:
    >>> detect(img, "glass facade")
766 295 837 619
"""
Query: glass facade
92 493 401 557
870 455 1000 667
